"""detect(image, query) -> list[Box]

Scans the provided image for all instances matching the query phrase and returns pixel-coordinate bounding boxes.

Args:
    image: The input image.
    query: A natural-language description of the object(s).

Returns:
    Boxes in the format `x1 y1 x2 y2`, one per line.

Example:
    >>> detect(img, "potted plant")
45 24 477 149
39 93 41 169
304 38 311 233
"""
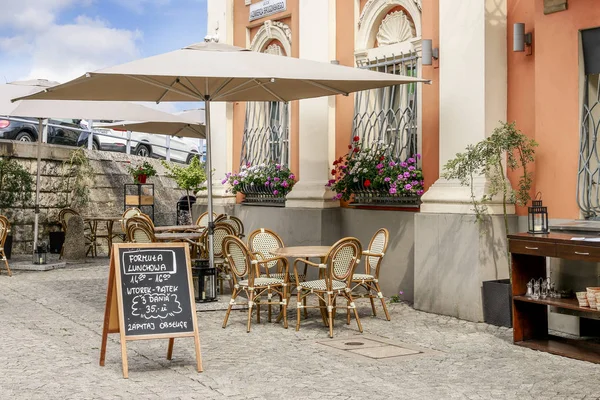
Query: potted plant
128 161 157 184
0 157 34 258
161 155 207 224
442 121 537 327
328 136 424 206
223 163 296 206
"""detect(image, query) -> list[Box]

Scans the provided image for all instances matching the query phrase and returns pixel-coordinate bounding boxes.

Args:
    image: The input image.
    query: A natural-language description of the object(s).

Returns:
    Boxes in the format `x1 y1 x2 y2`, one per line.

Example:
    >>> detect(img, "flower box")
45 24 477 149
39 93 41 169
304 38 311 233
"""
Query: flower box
351 189 421 207
224 163 295 207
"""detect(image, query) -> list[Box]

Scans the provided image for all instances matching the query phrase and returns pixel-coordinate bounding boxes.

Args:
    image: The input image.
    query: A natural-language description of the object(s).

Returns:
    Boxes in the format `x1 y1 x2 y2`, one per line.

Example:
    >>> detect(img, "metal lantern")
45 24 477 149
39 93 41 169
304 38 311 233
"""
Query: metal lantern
33 243 47 265
528 193 549 234
192 259 217 302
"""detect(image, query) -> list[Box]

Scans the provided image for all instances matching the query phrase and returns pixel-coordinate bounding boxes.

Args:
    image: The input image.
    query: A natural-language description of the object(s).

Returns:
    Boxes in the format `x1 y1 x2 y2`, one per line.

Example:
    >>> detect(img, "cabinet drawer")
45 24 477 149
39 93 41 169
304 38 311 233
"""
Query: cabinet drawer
509 240 556 257
556 244 600 261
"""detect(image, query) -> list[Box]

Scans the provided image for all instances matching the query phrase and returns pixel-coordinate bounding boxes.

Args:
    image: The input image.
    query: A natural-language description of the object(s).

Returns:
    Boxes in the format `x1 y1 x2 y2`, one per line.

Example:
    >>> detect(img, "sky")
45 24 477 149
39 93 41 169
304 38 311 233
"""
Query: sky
0 0 208 111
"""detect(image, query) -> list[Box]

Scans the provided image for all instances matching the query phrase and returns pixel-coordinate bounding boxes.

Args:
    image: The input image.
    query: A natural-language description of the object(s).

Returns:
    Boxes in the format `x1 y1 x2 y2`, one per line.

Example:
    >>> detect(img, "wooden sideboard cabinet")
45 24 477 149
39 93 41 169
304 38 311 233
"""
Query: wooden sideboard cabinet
509 232 600 363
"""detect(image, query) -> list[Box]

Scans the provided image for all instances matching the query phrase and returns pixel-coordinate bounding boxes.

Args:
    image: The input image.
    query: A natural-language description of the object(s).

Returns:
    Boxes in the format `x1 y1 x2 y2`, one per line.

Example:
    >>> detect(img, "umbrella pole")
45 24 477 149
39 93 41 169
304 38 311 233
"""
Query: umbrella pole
33 118 43 253
205 98 215 269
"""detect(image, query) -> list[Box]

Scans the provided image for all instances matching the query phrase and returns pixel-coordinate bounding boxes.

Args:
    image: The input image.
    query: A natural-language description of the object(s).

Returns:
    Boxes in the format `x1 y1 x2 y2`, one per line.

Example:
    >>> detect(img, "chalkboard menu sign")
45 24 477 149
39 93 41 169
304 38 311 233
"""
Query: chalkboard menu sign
118 247 194 337
100 242 202 379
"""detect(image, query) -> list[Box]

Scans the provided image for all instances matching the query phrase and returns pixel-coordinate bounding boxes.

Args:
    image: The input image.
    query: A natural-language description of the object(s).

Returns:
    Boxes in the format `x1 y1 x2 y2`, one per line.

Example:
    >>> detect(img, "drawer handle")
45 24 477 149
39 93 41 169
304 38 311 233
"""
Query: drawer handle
575 251 590 256
525 246 539 250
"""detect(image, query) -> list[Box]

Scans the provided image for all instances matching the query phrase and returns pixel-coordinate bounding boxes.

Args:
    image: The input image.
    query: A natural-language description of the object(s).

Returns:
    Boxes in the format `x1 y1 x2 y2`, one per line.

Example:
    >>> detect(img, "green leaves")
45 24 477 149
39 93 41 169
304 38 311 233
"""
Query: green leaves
128 161 157 182
0 157 33 212
161 156 207 193
57 148 96 209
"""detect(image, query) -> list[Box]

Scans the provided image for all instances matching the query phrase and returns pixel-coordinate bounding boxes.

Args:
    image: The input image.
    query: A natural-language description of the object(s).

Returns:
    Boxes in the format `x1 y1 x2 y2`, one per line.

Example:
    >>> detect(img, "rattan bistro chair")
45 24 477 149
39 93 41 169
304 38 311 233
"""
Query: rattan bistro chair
221 235 289 332
0 216 12 276
196 211 218 228
126 223 156 244
215 214 245 238
293 237 363 338
351 228 390 321
199 223 236 293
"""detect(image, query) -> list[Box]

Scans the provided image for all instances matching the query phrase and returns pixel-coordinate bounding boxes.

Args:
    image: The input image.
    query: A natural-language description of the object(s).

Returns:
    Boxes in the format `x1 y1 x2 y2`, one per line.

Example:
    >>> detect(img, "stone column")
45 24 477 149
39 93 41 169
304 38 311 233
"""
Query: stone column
414 0 515 322
196 0 236 208
285 0 339 208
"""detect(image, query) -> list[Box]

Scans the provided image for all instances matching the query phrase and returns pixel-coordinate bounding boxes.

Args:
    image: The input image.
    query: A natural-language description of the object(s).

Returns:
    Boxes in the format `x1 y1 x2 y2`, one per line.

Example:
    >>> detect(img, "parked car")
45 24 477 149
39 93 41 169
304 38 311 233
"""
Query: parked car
0 117 98 149
93 127 202 164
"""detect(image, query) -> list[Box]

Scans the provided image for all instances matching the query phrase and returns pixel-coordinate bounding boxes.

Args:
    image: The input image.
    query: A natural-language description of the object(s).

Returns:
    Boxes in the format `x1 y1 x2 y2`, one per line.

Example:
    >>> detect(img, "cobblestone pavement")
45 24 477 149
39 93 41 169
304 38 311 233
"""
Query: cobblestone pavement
2 262 600 400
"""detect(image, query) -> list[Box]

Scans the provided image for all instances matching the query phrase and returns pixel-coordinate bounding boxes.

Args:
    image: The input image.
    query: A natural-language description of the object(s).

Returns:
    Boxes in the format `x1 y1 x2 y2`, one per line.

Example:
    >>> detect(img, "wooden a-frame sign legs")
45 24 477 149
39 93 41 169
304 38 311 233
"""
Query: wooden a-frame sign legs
99 243 203 379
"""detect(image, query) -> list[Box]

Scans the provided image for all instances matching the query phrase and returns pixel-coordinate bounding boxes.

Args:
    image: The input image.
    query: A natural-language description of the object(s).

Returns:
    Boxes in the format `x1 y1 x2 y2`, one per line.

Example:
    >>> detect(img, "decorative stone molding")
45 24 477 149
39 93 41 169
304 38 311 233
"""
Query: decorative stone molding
249 20 292 56
376 11 416 46
356 0 421 53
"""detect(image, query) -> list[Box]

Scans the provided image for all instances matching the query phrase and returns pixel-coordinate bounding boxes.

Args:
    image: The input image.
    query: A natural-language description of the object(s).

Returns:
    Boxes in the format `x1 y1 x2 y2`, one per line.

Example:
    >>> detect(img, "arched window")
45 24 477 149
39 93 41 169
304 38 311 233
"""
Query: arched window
241 21 291 167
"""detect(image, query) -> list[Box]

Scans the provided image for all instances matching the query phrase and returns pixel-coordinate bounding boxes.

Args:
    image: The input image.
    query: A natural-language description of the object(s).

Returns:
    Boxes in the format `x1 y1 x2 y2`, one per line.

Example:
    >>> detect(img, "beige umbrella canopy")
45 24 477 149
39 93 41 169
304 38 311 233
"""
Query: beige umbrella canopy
15 40 429 267
101 108 205 139
1 80 199 251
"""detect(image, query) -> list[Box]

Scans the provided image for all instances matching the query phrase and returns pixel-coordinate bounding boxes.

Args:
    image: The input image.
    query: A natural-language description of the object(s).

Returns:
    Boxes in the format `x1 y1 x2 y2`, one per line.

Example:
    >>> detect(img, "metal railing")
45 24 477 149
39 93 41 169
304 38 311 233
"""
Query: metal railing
0 116 204 163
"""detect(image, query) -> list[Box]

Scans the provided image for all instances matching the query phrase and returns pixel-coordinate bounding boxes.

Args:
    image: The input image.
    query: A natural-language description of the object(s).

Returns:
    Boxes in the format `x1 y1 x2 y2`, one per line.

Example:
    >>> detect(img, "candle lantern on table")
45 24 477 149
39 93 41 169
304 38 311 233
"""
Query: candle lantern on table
528 192 548 234
192 259 217 302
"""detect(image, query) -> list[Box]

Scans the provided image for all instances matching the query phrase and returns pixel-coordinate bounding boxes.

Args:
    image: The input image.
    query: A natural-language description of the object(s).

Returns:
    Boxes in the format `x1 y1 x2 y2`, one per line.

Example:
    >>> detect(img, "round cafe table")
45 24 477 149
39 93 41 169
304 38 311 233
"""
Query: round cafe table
154 225 204 233
82 216 123 257
271 245 332 326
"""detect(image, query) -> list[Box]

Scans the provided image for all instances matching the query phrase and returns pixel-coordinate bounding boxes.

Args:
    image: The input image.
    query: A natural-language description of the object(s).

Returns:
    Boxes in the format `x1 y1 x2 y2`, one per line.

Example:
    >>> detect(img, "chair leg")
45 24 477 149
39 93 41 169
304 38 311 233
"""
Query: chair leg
222 288 238 328
373 281 391 321
1 251 11 277
247 291 254 333
296 290 302 331
346 299 351 325
303 297 308 319
327 294 334 338
267 288 272 323
367 283 377 317
349 294 363 333
282 284 288 329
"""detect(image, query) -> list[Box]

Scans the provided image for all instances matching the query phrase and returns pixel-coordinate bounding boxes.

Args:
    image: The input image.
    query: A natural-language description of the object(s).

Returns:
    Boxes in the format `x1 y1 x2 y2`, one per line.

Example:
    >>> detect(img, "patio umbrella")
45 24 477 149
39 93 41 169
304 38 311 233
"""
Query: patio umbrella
100 108 206 139
1 80 199 251
14 40 429 268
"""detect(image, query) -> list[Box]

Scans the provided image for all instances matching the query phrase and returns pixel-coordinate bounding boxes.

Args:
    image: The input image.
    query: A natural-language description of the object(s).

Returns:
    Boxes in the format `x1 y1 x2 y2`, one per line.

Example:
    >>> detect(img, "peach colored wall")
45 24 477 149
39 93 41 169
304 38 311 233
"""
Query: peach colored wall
421 0 439 191
530 0 600 219
507 0 536 216
232 0 299 190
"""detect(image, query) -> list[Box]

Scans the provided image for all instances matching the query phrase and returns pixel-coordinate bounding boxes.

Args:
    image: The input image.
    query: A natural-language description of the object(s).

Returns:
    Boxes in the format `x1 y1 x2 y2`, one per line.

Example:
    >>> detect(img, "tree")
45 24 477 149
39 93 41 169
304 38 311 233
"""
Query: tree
0 157 34 214
161 156 207 223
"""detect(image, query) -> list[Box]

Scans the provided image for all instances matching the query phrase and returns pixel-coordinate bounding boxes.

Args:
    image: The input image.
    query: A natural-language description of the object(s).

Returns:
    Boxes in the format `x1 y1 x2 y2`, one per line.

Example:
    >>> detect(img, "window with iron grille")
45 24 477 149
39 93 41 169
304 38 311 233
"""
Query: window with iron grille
240 43 290 167
353 53 419 162
577 27 600 218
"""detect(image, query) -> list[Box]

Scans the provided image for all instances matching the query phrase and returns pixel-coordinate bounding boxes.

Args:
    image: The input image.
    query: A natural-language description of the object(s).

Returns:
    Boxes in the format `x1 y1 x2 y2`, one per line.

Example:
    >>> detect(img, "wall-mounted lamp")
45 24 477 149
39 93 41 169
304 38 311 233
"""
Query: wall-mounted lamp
513 23 532 54
422 39 439 66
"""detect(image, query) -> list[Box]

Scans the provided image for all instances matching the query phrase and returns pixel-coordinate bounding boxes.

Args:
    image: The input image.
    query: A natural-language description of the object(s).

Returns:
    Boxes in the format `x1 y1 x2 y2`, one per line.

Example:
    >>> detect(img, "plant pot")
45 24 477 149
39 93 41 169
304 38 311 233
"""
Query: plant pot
136 174 147 184
4 234 12 260
49 231 65 254
482 279 512 328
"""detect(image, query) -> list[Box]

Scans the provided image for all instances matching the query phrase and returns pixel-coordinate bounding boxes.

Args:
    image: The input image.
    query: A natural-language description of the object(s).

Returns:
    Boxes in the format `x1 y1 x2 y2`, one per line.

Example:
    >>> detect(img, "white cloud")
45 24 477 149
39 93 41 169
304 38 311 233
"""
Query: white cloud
0 2 143 84
112 0 172 13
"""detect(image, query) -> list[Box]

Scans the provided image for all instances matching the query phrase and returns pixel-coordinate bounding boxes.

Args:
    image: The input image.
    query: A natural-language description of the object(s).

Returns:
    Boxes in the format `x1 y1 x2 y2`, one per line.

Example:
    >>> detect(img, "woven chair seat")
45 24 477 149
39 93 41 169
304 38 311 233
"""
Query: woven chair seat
238 277 284 287
261 273 306 282
352 273 374 281
299 279 346 291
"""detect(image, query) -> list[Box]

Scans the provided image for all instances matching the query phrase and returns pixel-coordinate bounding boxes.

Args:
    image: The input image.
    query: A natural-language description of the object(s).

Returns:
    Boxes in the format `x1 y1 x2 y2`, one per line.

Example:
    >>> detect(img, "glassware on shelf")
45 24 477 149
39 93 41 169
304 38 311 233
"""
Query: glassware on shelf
533 279 541 300
540 278 548 299
526 279 534 297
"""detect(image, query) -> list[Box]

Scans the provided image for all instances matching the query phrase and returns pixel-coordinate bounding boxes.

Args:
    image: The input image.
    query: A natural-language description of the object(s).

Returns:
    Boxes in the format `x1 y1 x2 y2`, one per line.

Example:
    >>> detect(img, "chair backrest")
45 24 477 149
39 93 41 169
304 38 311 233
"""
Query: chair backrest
222 235 252 281
325 237 362 283
125 216 154 241
59 208 79 231
196 211 218 227
126 223 155 243
248 228 284 270
217 215 244 237
366 228 389 273
0 216 9 247
208 223 236 258
137 213 154 228
121 207 142 231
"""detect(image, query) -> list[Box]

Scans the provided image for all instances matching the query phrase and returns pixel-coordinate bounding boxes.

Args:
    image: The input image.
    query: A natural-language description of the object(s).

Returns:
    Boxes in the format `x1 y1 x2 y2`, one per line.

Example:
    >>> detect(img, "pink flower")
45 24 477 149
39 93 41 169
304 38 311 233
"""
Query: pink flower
376 163 384 169
281 181 289 187
400 162 408 167
333 193 343 200
274 177 280 182
221 179 227 184
265 182 270 186
403 172 410 178
408 166 415 171
412 180 419 186
233 180 239 185
276 164 281 170
407 157 415 164
384 177 391 182
273 190 279 195
389 161 396 167
389 187 397 194
416 154 422 159
290 174 296 180
404 184 412 190
417 189 424 196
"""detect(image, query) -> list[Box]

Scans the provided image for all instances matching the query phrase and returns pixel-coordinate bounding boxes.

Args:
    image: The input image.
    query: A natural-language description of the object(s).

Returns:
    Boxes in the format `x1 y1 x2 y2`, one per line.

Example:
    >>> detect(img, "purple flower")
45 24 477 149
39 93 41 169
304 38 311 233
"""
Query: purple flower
417 189 424 196
403 172 410 178
276 164 281 170
282 181 289 188
404 184 412 190
389 161 396 167
221 179 227 184
233 180 239 185
384 177 391 182
389 187 397 194
273 190 279 195
226 172 231 178
408 166 415 171
412 180 420 186
333 193 343 200
340 165 347 169
416 154 422 159
328 179 335 184
274 177 280 182
264 182 270 186
407 157 415 164
290 174 296 180
400 162 408 168
376 163 384 169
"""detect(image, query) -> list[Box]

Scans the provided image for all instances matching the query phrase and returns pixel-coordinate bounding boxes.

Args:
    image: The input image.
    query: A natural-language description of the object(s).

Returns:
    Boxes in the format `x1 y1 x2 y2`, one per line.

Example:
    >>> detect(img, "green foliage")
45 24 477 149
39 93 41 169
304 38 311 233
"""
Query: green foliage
58 148 96 209
442 121 537 277
161 156 207 194
0 157 34 212
127 161 157 183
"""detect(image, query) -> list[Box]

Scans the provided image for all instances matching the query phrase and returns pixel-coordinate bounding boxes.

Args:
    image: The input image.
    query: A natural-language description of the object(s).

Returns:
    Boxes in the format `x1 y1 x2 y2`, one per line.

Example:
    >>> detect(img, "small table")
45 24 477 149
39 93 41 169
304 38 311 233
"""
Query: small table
154 225 204 233
83 216 123 257
272 245 332 325
154 232 204 242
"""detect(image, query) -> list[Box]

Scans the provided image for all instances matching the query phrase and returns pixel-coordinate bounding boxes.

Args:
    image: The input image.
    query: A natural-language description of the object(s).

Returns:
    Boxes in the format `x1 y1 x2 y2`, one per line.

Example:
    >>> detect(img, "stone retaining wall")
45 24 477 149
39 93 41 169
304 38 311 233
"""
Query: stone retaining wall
0 139 185 254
